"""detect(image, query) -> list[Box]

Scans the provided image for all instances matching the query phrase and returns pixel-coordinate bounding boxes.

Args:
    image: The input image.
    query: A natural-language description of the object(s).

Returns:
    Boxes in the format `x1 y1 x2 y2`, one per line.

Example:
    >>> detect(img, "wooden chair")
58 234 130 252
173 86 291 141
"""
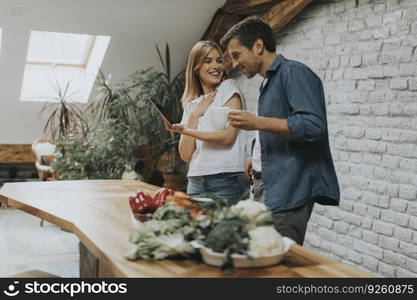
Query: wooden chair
31 139 57 181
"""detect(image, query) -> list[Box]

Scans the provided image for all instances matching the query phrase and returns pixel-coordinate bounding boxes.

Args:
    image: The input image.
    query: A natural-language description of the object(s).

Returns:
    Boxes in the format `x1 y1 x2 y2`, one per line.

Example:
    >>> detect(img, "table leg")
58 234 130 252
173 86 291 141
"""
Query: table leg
79 242 98 278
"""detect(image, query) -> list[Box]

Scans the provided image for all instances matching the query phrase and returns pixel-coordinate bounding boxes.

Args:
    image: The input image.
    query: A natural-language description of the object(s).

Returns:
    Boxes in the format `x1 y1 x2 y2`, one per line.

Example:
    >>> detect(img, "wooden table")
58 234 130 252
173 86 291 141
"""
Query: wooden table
0 180 370 278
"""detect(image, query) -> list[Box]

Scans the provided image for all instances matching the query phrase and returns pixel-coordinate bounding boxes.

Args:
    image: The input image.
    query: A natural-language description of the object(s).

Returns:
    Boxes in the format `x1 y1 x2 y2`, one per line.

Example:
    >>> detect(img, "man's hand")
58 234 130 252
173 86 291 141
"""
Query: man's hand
228 109 260 130
244 161 253 185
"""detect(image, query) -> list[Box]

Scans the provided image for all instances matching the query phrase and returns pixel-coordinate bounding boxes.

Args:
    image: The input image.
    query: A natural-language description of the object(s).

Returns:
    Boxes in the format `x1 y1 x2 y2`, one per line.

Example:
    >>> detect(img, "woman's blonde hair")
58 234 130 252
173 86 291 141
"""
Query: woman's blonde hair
181 40 227 106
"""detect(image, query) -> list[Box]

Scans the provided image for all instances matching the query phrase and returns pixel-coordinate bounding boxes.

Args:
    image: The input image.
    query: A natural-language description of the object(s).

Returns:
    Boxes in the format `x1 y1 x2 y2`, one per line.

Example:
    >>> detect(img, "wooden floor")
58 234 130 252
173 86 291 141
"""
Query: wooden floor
0 207 79 278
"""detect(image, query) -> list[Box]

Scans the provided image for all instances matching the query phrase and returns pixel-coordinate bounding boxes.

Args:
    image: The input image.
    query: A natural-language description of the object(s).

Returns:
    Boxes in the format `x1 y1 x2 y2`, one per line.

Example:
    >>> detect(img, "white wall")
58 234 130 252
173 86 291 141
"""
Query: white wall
0 0 225 143
235 0 417 277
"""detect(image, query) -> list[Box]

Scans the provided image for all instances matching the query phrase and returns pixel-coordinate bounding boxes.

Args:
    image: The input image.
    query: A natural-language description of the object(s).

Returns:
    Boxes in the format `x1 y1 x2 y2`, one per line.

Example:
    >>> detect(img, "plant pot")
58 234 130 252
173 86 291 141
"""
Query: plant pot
163 173 186 191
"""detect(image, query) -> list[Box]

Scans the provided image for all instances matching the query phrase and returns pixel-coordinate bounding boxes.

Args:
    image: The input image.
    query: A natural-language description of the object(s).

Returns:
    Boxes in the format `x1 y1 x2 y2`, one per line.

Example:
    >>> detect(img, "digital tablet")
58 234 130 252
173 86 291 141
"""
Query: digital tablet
146 97 173 127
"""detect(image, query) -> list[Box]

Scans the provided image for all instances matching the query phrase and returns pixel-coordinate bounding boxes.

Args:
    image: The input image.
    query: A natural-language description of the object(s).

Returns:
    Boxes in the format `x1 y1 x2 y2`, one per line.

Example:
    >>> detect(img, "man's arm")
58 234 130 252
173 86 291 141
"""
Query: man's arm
228 110 292 139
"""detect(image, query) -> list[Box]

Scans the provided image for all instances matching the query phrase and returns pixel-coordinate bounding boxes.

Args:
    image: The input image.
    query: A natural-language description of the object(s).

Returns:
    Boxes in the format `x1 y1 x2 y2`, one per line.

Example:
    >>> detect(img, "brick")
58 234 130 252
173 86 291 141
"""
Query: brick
374 27 390 39
390 78 408 90
381 209 396 223
367 206 380 218
378 262 396 277
363 53 379 66
353 238 383 259
331 244 347 257
395 47 414 63
314 215 333 229
399 185 417 200
338 235 353 247
395 212 410 227
402 104 417 116
378 195 390 209
365 128 382 140
361 191 379 206
374 4 386 14
394 226 413 242
353 203 367 216
398 158 417 171
318 227 337 242
363 256 379 272
343 212 362 226
344 126 364 138
407 202 417 216
374 166 391 180
384 251 407 268
389 198 407 212
365 15 382 28
346 250 362 264
334 221 349 234
368 180 385 194
339 200 353 212
347 139 367 151
349 226 362 239
372 220 395 236
363 230 378 245
399 241 417 259
395 267 417 277
357 80 375 91
361 218 373 230
350 153 362 163
409 216 417 230
382 155 399 168
350 55 362 67
363 153 381 165
367 140 387 153
379 236 399 251
399 63 417 76
305 233 321 247
349 20 365 32
391 171 410 184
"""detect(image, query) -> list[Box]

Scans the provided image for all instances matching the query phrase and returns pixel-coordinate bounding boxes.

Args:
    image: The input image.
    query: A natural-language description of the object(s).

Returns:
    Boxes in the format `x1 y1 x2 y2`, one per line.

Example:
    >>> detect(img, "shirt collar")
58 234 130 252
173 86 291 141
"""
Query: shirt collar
265 54 285 78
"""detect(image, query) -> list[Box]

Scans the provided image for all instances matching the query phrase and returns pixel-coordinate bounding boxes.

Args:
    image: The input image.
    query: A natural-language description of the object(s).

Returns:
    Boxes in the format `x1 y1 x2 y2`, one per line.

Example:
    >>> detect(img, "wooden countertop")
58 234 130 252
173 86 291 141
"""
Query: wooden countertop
0 180 370 278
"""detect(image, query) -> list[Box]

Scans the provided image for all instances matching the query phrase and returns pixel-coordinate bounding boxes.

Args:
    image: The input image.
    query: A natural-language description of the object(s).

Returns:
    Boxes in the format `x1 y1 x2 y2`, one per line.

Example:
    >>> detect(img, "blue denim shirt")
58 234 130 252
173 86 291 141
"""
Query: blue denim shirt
259 55 340 213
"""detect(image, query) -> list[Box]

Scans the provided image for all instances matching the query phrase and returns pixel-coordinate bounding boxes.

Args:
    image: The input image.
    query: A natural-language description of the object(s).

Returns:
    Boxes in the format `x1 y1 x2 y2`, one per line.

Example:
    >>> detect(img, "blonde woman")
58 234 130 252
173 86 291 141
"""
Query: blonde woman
166 41 248 204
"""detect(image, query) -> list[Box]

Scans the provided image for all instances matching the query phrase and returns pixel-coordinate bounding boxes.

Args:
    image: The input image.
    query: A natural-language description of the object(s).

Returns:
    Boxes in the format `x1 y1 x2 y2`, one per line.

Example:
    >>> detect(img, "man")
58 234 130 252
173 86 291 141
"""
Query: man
220 16 340 245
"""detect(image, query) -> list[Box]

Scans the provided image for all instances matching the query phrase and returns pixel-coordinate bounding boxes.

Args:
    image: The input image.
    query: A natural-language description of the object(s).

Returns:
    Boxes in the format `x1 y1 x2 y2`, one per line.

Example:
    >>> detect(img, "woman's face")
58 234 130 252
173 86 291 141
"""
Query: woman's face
197 48 224 92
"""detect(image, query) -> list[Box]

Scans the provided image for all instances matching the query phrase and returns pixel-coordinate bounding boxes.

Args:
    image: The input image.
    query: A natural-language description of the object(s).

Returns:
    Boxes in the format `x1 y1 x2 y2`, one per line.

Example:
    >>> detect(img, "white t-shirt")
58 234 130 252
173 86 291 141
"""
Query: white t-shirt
252 131 262 172
181 79 247 177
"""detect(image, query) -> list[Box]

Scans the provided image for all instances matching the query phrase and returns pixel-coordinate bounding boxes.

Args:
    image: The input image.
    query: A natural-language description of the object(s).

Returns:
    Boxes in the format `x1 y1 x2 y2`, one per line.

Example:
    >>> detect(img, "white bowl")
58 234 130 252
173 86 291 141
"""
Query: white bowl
190 237 295 268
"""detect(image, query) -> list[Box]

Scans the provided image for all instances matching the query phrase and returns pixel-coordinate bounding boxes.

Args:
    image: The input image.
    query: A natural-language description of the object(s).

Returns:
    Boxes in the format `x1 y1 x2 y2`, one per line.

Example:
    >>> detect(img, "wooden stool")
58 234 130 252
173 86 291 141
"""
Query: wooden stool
8 270 60 278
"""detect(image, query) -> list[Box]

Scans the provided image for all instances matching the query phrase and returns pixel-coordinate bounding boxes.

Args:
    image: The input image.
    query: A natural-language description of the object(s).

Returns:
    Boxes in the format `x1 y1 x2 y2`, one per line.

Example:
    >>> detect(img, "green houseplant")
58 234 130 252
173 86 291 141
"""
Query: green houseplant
52 43 187 188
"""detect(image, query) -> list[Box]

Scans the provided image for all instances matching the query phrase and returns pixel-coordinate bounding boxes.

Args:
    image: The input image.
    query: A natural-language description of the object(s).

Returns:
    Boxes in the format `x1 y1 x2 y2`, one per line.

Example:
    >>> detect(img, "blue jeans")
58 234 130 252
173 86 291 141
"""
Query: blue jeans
187 172 249 205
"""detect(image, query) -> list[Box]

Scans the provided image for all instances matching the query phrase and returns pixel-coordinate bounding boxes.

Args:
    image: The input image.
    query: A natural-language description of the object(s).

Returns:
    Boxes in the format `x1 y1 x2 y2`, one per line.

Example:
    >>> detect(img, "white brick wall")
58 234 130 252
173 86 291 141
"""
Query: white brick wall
234 0 417 277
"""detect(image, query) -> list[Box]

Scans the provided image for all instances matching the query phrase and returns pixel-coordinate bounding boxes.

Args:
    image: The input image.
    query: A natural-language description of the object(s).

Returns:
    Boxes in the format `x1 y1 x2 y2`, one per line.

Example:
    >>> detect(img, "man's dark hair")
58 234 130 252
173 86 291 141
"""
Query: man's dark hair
220 16 276 52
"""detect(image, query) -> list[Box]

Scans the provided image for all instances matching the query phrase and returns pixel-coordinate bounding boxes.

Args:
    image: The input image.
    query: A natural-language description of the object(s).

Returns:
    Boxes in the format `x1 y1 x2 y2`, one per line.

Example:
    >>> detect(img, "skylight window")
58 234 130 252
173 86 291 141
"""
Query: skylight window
20 31 111 103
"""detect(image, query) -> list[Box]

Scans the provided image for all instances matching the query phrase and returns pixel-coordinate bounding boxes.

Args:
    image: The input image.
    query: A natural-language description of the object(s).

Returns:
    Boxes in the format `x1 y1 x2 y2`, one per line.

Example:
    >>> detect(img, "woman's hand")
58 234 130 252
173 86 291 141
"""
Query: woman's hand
190 91 216 118
164 121 185 134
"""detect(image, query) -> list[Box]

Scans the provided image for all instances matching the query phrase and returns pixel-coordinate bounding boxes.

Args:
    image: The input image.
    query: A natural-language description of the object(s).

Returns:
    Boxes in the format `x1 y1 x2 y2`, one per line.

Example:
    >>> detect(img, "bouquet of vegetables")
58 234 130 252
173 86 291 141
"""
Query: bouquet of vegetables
124 190 285 273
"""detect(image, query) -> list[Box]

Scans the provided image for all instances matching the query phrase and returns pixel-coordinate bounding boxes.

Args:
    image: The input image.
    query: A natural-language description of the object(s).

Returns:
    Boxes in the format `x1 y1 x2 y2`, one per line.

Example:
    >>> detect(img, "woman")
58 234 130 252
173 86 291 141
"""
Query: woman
166 41 248 204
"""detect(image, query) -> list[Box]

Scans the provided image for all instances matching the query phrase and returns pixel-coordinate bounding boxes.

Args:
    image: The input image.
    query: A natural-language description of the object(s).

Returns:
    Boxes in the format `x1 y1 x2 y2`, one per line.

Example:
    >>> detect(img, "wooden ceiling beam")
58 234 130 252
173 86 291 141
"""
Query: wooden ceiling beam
222 0 282 15
261 0 313 32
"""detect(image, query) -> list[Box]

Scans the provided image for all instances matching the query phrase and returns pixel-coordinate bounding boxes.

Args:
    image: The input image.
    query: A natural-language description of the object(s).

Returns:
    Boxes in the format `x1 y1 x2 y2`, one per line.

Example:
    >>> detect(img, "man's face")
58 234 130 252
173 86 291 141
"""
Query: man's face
227 37 259 78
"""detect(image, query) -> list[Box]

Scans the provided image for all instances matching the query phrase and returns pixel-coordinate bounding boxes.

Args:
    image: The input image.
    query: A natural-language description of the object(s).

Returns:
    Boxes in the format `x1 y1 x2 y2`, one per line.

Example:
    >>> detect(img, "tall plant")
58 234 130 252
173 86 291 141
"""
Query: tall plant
40 80 88 141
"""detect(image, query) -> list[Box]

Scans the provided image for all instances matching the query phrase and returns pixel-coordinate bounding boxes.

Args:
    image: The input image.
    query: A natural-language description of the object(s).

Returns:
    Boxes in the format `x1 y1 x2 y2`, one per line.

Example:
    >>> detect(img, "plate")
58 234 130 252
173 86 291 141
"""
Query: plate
191 237 295 268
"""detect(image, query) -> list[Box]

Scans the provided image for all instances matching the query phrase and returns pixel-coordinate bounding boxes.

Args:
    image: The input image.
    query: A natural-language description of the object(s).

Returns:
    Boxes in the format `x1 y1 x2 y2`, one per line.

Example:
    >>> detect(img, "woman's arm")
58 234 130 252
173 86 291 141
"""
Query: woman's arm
181 93 242 146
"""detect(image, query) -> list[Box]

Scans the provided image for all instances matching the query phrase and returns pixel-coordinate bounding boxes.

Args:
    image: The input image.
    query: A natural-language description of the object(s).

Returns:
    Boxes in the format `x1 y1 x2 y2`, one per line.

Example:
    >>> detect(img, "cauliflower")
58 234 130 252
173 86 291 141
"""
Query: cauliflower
229 199 272 229
247 226 284 257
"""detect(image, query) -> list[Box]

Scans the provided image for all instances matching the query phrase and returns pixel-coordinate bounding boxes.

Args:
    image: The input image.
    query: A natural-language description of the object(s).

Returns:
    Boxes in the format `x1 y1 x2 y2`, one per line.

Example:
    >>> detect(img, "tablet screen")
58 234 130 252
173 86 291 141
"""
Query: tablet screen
146 97 173 127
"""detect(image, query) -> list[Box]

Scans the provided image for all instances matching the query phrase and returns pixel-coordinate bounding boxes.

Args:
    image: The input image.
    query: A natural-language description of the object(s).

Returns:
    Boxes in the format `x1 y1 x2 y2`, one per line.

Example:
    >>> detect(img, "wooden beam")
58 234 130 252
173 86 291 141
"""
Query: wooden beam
201 10 243 43
261 0 313 32
222 0 282 15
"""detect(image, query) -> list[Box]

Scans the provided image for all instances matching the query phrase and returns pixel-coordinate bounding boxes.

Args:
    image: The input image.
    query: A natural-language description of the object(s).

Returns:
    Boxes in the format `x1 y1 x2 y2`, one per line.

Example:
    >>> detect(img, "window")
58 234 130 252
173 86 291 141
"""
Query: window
20 31 111 103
